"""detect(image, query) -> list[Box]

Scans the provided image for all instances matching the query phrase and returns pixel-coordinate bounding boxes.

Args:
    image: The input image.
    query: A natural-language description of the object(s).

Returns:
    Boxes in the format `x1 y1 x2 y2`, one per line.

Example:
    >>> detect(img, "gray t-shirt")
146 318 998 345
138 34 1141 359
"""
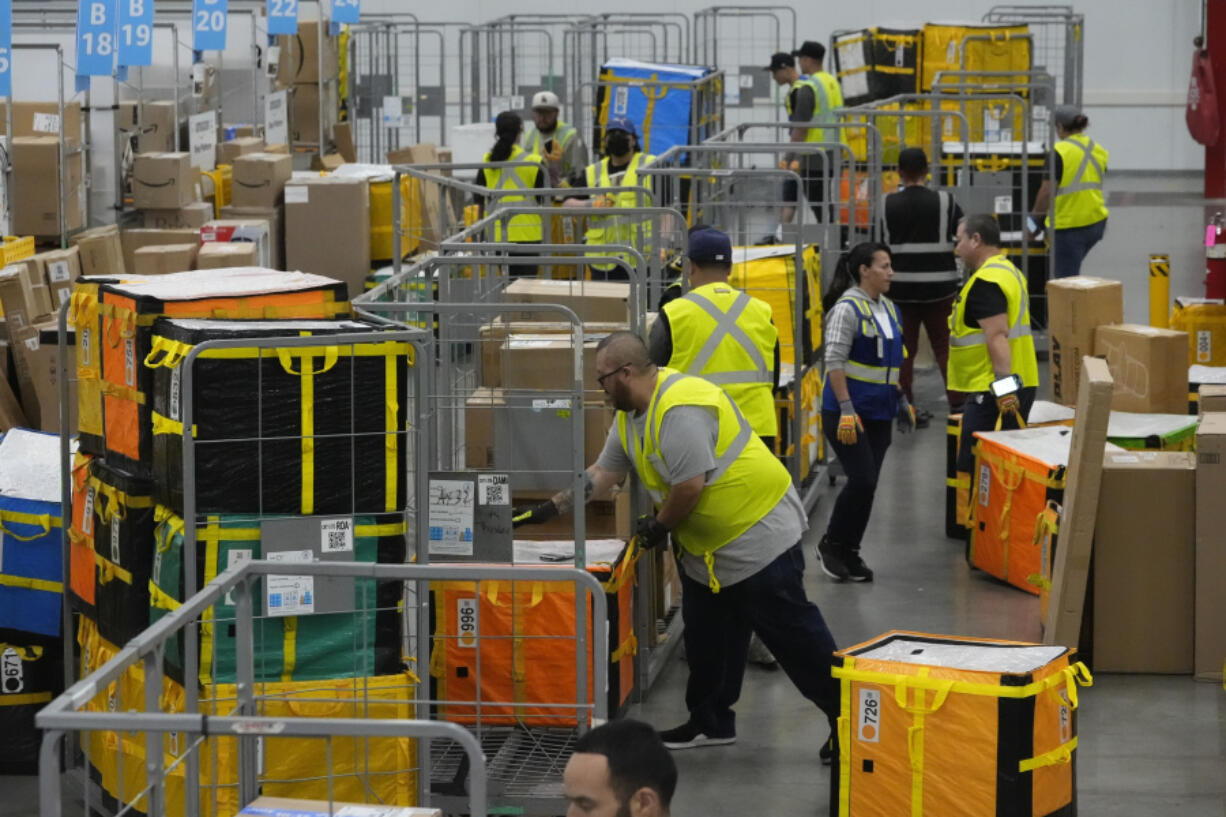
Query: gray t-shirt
596 405 806 588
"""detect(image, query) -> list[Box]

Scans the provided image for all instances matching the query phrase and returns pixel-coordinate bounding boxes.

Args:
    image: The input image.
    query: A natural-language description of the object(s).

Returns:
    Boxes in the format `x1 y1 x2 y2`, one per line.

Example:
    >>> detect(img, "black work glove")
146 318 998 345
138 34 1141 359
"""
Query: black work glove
633 514 670 550
512 500 559 528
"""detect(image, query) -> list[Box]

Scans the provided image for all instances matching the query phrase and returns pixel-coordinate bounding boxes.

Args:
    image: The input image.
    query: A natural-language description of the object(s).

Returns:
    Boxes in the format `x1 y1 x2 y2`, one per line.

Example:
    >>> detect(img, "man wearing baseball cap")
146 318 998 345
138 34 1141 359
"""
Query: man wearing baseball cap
766 47 845 231
521 90 588 186
564 116 656 280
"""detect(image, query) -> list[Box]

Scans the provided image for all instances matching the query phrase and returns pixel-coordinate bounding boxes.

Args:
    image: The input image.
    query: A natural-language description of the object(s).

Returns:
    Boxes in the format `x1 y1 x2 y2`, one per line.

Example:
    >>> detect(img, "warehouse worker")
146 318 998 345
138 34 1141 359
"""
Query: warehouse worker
816 243 914 583
649 226 782 670
564 719 677 817
475 111 547 277
793 39 826 78
522 91 588 188
950 214 1039 485
883 147 966 422
515 332 839 759
766 49 843 232
563 116 656 281
1028 105 1110 278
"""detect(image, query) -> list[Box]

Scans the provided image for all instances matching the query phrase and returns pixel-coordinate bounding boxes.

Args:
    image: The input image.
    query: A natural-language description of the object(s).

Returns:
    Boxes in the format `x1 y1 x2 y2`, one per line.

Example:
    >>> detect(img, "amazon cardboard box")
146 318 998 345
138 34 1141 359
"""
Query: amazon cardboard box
1199 384 1226 416
217 135 265 166
276 21 339 84
284 176 369 295
1092 450 1196 673
31 246 82 310
219 206 283 270
500 334 601 392
71 224 127 277
1195 413 1226 682
231 152 293 208
504 278 631 324
142 202 214 230
120 228 200 273
478 319 626 387
12 322 77 433
289 83 338 147
1047 276 1123 406
133 244 198 275
1094 323 1188 414
139 100 179 153
201 219 271 268
132 152 195 209
12 137 86 237
0 101 84 145
196 242 257 269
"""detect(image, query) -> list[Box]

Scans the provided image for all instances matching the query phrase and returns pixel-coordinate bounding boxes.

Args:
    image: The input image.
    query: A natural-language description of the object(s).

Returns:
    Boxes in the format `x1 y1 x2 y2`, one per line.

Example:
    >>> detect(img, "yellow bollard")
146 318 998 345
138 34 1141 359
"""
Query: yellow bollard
1149 254 1171 328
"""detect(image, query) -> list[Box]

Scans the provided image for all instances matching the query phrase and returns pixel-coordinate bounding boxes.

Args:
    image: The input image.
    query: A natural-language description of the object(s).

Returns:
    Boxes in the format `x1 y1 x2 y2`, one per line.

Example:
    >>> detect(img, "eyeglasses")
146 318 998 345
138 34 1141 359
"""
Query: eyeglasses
595 365 628 388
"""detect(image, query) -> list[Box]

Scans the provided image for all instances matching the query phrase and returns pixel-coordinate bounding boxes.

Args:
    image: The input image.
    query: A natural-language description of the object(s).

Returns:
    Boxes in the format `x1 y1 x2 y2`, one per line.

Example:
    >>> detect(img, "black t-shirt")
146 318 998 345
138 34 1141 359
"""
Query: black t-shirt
962 279 1008 329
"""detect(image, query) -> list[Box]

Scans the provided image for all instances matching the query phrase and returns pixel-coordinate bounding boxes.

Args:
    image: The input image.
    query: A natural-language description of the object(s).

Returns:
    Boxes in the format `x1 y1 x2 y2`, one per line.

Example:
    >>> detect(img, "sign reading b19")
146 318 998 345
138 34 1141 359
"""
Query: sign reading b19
118 0 154 67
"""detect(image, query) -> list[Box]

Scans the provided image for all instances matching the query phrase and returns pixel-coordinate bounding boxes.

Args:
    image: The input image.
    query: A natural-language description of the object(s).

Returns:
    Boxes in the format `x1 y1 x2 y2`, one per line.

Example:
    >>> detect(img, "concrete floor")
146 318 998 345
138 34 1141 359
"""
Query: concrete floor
3 172 1224 816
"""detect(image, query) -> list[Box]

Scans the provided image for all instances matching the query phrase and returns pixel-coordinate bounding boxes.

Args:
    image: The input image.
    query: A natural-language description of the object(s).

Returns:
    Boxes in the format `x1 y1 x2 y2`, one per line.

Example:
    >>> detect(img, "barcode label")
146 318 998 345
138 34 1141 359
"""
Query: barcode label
170 367 182 421
478 474 510 506
80 328 93 367
81 488 95 535
125 338 136 387
1198 330 1212 363
110 518 121 563
48 261 72 283
978 464 991 507
320 518 354 553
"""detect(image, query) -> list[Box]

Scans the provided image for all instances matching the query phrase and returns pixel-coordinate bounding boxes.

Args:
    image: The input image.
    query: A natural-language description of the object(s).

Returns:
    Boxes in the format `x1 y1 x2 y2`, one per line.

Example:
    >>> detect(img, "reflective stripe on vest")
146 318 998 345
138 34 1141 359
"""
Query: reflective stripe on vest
838 295 903 383
948 261 1033 349
484 145 542 242
584 153 654 270
1054 134 1109 230
678 290 772 385
885 191 956 255
523 122 577 158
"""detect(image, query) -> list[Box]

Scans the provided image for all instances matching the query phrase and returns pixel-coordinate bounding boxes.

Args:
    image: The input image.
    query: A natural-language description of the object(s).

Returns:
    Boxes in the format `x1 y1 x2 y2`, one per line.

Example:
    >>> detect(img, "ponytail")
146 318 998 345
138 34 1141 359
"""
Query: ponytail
1070 113 1089 132
490 110 523 162
489 132 517 162
822 241 890 313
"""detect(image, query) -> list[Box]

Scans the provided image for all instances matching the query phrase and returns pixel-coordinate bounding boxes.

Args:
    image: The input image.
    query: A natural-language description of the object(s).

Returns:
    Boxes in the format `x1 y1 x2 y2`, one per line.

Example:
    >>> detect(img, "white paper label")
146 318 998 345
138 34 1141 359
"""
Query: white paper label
478 474 510 506
264 89 289 147
456 597 478 648
82 487 95 535
32 112 60 134
739 73 754 88
978 463 991 507
2 647 24 694
1111 455 1140 463
613 86 629 116
994 195 1013 215
57 288 71 307
189 110 219 171
724 73 741 105
428 479 475 556
531 398 571 411
47 260 72 283
1198 330 1212 362
110 518 121 563
24 336 39 352
81 327 93 368
284 185 309 204
266 550 314 616
320 518 354 553
125 337 137 387
224 549 253 605
381 96 404 129
858 687 881 743
170 367 182 421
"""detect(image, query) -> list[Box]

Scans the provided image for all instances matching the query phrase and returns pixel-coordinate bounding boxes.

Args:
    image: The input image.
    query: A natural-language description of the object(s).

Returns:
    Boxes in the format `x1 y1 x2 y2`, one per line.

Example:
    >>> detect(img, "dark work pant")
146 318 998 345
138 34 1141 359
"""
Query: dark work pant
1052 219 1107 278
897 296 957 407
589 264 629 282
782 152 831 223
955 386 1038 472
507 241 540 278
821 414 892 550
680 542 838 736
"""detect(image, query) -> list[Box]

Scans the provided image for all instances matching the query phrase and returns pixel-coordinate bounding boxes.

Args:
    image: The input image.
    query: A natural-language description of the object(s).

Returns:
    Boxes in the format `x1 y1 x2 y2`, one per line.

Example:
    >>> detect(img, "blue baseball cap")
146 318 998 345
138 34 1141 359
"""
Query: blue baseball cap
606 116 639 139
687 227 732 264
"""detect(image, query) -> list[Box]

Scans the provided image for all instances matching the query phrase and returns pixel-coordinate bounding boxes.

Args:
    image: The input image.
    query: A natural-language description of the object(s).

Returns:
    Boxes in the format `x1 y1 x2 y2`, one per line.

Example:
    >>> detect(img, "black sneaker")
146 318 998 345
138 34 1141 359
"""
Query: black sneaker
845 550 874 583
819 731 835 765
817 536 851 581
659 721 736 750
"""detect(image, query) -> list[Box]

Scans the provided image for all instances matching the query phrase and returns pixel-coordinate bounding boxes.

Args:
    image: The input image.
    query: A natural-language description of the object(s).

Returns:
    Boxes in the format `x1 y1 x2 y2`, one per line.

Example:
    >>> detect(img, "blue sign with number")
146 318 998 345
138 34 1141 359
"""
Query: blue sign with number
193 0 228 52
331 0 359 25
76 0 119 77
118 0 154 67
0 0 11 97
266 0 298 35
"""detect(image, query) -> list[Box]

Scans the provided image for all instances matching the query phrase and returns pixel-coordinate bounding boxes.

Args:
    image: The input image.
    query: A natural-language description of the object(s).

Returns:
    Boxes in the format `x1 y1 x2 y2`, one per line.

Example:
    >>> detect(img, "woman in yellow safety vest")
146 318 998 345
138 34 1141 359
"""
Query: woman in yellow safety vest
1028 105 1109 278
475 111 547 278
816 242 916 583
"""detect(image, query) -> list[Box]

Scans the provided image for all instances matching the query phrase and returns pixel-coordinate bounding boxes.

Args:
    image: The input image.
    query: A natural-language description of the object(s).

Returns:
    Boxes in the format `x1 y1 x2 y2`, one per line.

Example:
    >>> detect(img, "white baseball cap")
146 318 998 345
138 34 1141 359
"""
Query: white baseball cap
532 91 561 110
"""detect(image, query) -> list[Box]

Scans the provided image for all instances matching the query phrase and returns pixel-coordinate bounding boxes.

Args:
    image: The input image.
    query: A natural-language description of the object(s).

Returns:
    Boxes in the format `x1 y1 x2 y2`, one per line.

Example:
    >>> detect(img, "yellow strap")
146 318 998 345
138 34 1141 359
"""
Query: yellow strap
0 510 59 540
945 476 970 488
384 348 399 512
1019 736 1078 772
174 342 412 361
832 659 1092 702
98 380 146 405
207 301 351 321
993 406 1029 432
88 476 154 522
0 644 43 660
148 580 182 611
0 691 53 707
151 411 196 437
703 552 721 594
0 574 63 594
610 631 638 663
95 552 133 586
281 617 298 682
837 664 854 817
976 444 1064 489
199 516 221 686
277 348 339 516
1026 573 1052 591
600 538 642 595
908 717 925 817
639 74 668 155
144 337 193 370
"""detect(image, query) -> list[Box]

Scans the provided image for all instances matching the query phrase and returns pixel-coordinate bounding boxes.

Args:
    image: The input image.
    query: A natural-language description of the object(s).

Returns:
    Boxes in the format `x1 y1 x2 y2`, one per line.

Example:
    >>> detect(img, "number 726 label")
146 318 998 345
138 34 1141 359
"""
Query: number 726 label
858 688 882 743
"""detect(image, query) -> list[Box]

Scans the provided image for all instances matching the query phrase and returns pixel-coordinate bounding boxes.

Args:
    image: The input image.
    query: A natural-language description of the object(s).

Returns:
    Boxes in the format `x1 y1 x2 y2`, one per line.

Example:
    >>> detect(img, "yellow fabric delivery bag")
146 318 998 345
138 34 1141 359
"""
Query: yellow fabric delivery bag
832 631 1091 817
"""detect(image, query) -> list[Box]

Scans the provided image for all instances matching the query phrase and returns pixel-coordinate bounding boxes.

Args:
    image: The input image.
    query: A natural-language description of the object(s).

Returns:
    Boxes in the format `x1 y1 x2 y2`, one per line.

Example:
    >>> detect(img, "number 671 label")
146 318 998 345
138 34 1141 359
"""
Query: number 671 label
858 688 882 743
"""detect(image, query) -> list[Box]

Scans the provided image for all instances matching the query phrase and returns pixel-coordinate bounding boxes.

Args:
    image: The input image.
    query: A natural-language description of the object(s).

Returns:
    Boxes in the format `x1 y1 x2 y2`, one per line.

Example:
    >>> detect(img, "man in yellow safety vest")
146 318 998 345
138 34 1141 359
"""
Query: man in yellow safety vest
564 116 656 281
521 90 589 187
513 332 839 758
766 47 844 233
949 213 1040 488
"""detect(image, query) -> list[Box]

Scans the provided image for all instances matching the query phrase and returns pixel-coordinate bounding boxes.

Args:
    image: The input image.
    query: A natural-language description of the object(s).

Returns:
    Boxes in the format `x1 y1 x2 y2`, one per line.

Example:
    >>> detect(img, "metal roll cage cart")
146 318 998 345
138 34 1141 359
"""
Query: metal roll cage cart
574 69 725 160
982 4 1084 107
692 6 796 132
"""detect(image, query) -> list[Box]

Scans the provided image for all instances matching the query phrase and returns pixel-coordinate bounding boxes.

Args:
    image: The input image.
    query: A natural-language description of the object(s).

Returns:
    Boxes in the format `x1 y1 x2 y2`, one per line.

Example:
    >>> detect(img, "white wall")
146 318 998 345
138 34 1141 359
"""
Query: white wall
362 0 1205 171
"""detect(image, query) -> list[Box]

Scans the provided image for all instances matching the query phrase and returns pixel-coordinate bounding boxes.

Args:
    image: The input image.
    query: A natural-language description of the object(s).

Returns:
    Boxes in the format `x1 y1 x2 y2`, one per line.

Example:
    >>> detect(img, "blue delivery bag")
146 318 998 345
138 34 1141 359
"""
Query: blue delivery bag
0 430 66 638
599 58 714 157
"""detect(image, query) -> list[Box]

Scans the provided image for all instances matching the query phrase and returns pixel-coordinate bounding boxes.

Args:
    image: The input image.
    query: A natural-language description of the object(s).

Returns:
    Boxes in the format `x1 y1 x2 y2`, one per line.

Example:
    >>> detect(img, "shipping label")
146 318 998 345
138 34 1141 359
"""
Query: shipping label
858 687 881 743
320 517 354 553
978 463 991 507
477 473 509 506
1 647 23 694
266 549 314 616
456 597 478 648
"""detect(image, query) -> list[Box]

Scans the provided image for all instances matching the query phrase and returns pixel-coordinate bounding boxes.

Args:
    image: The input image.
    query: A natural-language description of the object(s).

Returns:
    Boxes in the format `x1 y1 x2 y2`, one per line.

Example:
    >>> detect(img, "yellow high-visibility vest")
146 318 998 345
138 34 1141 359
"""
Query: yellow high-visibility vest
483 144 543 243
948 254 1039 392
583 153 656 272
785 72 845 144
1053 134 1109 230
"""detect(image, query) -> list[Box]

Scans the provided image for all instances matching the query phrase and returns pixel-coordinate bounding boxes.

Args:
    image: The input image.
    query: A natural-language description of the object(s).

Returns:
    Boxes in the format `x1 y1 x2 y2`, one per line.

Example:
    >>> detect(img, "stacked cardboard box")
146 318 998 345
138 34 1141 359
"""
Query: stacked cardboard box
1195 413 1226 682
129 153 206 272
1094 324 1188 414
277 21 340 149
1046 277 1123 406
